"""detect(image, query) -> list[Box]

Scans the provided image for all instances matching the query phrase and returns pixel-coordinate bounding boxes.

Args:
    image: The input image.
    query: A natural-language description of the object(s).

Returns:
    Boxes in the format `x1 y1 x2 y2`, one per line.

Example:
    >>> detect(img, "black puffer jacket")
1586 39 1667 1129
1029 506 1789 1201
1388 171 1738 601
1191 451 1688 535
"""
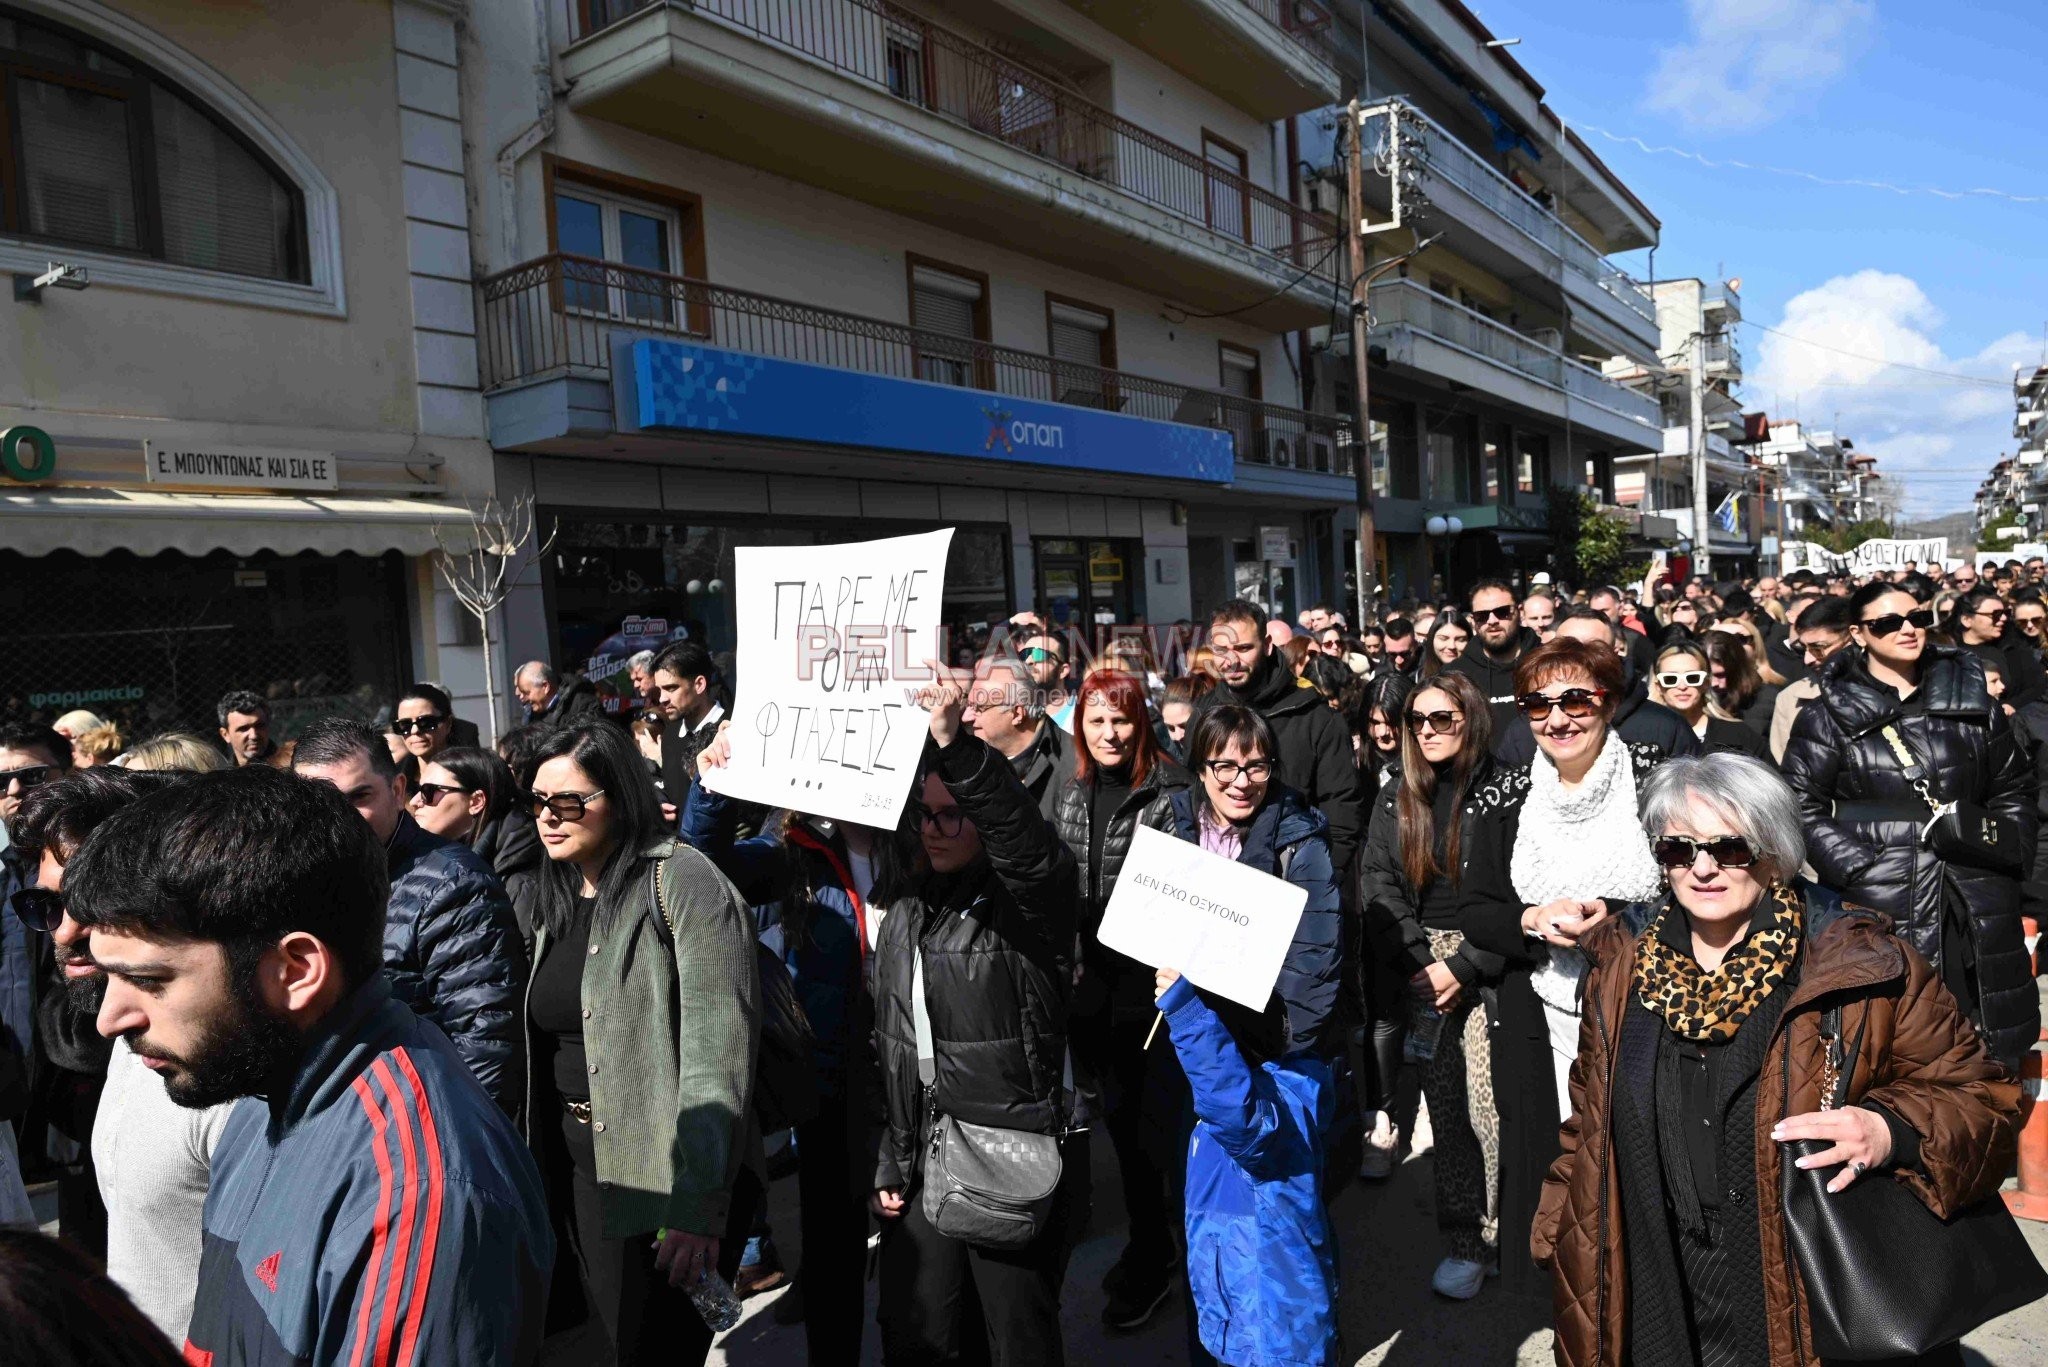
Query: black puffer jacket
383 812 529 1117
1359 758 1506 987
872 733 1077 1190
472 811 542 955
1052 757 1194 1022
1780 644 2038 1070
1193 649 1367 871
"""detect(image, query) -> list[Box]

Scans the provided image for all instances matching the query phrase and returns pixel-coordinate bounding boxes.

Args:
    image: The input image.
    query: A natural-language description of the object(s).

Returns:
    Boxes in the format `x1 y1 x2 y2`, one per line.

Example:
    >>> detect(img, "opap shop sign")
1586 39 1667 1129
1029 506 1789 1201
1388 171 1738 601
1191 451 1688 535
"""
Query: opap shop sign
144 441 338 492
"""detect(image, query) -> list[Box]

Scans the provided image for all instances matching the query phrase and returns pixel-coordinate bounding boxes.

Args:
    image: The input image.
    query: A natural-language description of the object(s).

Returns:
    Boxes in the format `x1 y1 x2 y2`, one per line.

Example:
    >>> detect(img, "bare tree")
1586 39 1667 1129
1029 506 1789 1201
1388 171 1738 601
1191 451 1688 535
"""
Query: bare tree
433 495 557 746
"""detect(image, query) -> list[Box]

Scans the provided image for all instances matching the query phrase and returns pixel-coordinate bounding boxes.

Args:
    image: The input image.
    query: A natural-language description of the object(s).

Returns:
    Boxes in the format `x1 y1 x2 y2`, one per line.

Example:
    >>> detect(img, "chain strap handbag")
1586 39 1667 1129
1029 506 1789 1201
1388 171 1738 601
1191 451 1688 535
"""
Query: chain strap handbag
1780 1003 2046 1359
911 945 1062 1248
1875 724 2025 878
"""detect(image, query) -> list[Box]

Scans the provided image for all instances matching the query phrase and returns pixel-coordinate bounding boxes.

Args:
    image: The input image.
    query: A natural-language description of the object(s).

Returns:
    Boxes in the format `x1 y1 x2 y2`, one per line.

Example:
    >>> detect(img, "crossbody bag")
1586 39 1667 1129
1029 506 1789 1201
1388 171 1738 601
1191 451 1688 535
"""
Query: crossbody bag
1875 724 2025 879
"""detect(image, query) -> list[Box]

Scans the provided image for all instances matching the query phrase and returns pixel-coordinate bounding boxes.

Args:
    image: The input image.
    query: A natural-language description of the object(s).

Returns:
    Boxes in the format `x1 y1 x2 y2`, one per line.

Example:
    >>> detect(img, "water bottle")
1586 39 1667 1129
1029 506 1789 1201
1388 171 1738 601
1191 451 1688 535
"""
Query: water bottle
684 1269 743 1332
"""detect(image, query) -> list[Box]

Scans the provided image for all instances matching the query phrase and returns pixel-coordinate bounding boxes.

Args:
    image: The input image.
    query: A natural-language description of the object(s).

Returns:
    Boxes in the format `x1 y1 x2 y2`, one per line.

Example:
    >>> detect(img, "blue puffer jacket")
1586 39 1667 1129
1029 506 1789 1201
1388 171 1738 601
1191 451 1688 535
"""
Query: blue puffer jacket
681 780 866 1092
383 811 528 1117
1160 975 1337 1367
1166 785 1342 1056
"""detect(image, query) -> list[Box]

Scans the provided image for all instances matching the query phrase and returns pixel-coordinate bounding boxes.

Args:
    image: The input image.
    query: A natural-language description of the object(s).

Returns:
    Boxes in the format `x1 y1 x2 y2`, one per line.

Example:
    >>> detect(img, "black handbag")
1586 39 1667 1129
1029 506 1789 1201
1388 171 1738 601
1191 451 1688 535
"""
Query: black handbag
1877 724 2026 878
1779 1003 2047 1359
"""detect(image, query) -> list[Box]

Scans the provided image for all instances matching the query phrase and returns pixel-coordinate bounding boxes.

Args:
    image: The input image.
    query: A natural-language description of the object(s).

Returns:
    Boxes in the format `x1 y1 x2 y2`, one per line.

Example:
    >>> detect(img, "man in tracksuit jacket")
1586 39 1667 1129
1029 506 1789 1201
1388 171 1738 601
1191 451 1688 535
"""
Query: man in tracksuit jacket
69 765 552 1366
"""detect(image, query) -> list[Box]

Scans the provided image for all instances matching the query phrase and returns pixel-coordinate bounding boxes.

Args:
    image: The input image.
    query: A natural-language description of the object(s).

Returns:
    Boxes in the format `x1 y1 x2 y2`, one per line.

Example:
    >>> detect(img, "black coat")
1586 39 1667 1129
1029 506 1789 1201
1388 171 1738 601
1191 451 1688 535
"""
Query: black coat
1052 758 1194 1023
1443 627 1544 736
1699 715 1771 762
1492 682 1699 766
1193 650 1367 873
1358 761 1506 986
1779 645 2039 1070
872 734 1077 1189
1009 717 1069 820
2011 701 2048 930
471 811 542 956
532 673 605 731
1997 631 2048 708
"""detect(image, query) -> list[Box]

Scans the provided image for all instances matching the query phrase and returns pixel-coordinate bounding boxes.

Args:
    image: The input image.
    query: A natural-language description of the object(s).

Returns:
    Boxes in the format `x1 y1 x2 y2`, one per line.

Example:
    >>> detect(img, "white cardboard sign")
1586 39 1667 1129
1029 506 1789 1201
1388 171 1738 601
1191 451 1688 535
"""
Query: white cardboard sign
702 529 953 827
1097 824 1308 1012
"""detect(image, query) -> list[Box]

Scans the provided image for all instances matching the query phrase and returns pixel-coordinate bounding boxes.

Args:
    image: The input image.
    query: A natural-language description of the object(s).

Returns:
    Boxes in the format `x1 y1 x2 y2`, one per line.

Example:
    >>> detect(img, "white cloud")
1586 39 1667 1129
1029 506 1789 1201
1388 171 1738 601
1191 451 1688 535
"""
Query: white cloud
1748 270 2035 516
1645 0 1875 134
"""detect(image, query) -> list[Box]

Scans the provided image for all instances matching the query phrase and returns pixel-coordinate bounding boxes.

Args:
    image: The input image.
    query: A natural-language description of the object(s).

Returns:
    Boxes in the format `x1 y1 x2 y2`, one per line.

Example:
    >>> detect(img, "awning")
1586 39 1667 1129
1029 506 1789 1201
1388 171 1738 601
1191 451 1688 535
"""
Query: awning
0 487 476 558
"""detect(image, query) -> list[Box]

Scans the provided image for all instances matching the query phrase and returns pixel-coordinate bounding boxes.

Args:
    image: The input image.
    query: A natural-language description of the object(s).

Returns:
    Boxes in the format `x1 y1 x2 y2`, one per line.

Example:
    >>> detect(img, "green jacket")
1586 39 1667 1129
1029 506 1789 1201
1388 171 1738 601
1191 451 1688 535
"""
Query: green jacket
526 836 762 1238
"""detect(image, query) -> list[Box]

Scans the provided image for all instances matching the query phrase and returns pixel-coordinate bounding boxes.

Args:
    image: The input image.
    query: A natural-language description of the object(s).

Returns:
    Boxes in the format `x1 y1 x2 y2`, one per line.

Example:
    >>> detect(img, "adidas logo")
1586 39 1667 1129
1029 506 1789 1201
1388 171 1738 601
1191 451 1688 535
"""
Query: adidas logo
254 1251 281 1293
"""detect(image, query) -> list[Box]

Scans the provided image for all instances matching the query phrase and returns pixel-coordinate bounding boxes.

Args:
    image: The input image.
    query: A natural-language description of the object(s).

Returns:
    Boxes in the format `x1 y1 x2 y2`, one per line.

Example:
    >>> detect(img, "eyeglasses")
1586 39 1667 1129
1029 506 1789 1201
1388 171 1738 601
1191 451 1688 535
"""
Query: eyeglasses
0 765 52 792
412 782 473 806
1798 636 1846 659
1472 604 1517 623
1653 670 1707 689
1202 758 1274 784
2018 615 2047 632
916 804 967 837
1652 835 1758 870
391 715 448 736
1021 648 1064 665
8 887 65 933
1405 709 1463 735
1515 688 1607 721
528 789 604 821
1858 608 1936 637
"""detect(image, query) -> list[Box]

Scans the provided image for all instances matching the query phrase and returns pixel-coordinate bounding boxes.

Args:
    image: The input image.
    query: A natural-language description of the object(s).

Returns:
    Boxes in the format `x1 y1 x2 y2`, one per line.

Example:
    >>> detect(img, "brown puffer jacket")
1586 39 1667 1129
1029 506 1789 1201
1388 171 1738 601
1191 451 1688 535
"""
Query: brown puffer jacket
1534 887 2022 1367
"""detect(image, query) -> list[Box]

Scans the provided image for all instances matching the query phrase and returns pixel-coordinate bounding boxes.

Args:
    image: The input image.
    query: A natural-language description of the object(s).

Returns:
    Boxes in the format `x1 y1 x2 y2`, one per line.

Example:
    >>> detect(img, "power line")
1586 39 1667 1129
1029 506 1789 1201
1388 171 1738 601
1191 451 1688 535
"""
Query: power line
1568 122 2048 206
1738 320 2011 387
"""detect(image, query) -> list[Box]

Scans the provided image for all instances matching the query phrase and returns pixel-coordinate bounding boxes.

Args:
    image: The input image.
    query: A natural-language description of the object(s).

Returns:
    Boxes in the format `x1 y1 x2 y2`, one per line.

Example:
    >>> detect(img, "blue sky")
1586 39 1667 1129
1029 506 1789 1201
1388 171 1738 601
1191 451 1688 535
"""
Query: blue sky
1467 0 2044 517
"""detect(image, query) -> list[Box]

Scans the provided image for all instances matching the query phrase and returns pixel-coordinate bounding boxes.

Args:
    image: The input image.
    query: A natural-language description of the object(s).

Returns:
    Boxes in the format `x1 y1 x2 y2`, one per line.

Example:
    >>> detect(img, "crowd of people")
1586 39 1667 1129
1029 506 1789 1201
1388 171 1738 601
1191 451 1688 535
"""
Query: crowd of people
0 553 2044 1366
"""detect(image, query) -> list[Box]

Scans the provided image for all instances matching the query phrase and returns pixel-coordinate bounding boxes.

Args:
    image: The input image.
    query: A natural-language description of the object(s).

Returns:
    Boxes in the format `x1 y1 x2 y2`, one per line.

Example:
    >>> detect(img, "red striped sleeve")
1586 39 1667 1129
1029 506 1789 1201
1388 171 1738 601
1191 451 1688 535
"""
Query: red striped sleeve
390 1048 447 1367
347 1077 397 1367
370 1059 422 1367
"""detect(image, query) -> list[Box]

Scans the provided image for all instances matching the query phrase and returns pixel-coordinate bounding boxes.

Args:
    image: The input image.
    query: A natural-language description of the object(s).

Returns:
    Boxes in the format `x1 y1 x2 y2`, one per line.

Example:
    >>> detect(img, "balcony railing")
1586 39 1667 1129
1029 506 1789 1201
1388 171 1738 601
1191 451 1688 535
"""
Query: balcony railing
1701 334 1742 373
479 254 1350 474
573 0 1339 286
1237 0 1344 69
1360 99 1656 328
1368 279 1661 430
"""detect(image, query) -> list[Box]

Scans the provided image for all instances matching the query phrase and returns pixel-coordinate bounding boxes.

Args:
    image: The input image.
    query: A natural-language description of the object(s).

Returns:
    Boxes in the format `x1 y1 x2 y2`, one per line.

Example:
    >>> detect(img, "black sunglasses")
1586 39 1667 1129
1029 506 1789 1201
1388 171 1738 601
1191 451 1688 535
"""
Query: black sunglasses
1404 708 1463 734
391 714 448 736
915 804 968 837
412 782 473 806
1516 688 1607 721
0 764 52 791
1858 608 1936 637
1473 604 1518 622
1653 835 1758 869
528 788 604 821
8 886 65 934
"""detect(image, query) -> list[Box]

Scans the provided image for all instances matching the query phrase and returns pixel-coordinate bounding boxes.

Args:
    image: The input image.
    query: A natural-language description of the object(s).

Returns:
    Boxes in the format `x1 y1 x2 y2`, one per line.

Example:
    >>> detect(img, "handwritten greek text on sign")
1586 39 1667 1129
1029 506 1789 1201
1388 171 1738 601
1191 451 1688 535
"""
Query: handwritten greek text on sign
1096 825 1307 1012
702 529 953 827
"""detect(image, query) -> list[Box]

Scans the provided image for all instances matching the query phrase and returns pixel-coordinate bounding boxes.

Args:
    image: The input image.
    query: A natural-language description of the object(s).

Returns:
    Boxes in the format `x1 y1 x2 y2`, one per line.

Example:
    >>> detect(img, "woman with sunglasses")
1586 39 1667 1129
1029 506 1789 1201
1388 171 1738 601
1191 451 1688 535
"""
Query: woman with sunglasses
1781 581 2039 1073
1951 586 2048 709
392 683 458 762
1537 752 2020 1367
1648 643 1769 762
1457 637 1669 1298
1423 613 1471 679
521 722 764 1366
1359 673 1509 1296
410 746 540 952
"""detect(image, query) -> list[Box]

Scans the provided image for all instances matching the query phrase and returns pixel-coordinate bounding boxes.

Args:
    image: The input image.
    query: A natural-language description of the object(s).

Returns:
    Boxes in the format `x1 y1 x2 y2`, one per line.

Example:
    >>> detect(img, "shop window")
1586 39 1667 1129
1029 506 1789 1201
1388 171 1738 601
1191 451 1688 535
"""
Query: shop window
0 6 306 280
909 257 989 388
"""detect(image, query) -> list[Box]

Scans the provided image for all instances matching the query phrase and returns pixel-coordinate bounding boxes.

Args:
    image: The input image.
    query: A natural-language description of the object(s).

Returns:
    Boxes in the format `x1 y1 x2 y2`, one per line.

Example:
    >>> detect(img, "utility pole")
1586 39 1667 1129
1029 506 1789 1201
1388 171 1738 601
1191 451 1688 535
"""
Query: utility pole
1689 318 1711 580
1346 98 1378 626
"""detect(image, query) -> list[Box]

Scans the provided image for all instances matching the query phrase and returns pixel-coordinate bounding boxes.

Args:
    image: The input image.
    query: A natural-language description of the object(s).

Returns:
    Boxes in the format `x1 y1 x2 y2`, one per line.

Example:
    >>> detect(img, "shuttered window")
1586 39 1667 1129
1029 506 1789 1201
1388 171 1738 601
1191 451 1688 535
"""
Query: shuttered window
911 264 984 387
1048 301 1108 368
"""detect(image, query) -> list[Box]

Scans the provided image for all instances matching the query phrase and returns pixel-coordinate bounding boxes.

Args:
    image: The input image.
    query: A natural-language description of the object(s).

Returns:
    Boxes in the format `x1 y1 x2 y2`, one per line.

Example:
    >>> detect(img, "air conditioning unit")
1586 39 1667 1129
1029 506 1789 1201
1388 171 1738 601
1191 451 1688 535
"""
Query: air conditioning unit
1259 431 1295 468
1309 436 1336 472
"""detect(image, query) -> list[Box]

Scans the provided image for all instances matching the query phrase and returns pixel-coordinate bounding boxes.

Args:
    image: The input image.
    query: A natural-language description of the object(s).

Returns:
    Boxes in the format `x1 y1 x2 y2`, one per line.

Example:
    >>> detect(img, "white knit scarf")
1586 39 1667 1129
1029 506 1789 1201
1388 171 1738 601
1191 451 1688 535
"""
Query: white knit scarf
1510 732 1664 1012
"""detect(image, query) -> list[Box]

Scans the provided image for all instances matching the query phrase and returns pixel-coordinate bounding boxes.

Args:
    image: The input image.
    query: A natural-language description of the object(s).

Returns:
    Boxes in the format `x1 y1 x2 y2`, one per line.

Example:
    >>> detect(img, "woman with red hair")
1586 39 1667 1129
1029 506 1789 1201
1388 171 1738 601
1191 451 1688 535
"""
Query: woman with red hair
1051 668 1194 1331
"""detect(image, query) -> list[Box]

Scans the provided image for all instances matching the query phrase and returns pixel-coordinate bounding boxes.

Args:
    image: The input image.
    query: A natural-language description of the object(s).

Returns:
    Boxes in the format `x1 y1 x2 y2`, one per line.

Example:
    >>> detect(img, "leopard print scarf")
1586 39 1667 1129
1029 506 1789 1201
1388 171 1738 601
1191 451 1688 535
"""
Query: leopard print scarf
1634 885 1802 1042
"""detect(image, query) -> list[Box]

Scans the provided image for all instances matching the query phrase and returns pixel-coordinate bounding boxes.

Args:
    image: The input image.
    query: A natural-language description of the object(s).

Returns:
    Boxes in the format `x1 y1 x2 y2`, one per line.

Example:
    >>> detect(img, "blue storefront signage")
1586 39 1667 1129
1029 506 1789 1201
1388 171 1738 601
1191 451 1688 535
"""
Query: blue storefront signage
621 337 1234 484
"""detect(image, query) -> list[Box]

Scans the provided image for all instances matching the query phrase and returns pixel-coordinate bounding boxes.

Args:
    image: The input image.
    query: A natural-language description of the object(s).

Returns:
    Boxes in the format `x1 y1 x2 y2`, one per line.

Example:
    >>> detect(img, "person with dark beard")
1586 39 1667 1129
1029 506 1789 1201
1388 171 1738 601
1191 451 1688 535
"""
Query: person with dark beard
8 766 225 1342
67 766 552 1367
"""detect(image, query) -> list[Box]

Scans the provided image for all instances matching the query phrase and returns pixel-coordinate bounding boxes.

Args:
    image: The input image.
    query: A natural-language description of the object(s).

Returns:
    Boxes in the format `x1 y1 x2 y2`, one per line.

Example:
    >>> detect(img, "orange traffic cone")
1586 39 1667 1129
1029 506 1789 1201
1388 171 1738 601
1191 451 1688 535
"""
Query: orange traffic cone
2005 1049 2048 1223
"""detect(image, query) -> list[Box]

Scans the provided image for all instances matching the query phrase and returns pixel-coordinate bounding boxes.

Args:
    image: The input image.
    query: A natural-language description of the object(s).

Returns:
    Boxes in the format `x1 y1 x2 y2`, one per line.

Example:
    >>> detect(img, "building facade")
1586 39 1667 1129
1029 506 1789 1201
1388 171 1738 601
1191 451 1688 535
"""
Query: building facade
0 0 492 740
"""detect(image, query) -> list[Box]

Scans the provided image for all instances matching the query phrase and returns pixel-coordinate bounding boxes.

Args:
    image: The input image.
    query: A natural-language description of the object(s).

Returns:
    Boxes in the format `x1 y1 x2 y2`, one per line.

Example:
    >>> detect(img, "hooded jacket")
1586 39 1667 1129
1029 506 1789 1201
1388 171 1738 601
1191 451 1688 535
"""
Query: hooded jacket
1161 975 1337 1367
383 811 528 1117
1193 649 1366 873
1166 785 1342 1056
1053 756 1195 1021
1778 645 2038 1070
1444 626 1544 734
1535 886 2021 1367
872 733 1078 1191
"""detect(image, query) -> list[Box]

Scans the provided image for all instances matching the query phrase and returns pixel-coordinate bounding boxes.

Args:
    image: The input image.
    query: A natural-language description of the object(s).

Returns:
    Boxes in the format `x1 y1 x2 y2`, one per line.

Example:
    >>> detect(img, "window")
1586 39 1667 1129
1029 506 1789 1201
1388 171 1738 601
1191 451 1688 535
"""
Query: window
1046 296 1116 409
884 21 925 104
0 7 304 280
908 258 989 388
1516 432 1551 495
1203 132 1248 242
1483 424 1510 503
553 185 681 324
1424 411 1477 504
1217 342 1263 460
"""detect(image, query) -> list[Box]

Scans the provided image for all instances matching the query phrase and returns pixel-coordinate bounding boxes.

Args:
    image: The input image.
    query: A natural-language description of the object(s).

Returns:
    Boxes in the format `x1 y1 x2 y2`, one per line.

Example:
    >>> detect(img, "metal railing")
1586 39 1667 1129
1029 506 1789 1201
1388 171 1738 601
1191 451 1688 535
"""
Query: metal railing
1360 98 1656 328
573 0 1339 285
478 254 1351 473
1237 0 1344 69
1701 334 1742 374
1368 278 1660 430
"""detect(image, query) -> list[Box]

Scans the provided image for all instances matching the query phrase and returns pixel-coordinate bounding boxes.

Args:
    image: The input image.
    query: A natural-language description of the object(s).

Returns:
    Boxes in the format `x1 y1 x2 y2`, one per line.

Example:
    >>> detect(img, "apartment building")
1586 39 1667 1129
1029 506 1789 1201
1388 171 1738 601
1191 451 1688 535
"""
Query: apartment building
2002 363 2048 538
0 0 489 736
1754 420 1861 544
466 0 1366 682
1295 0 1668 598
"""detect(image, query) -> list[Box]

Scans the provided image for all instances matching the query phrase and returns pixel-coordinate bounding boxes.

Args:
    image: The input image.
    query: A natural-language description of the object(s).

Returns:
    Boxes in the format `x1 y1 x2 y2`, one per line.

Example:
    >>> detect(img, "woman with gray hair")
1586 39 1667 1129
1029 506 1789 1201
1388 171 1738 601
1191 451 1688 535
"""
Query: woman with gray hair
1534 752 2023 1367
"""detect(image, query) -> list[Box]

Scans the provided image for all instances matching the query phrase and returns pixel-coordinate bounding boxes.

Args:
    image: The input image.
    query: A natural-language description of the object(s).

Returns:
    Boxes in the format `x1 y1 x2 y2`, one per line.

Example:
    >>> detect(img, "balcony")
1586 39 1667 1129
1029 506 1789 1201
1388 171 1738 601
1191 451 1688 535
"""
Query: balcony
1367 279 1662 449
1359 99 1659 356
1701 333 1742 380
478 254 1349 489
1041 0 1342 119
1701 279 1741 325
563 0 1339 329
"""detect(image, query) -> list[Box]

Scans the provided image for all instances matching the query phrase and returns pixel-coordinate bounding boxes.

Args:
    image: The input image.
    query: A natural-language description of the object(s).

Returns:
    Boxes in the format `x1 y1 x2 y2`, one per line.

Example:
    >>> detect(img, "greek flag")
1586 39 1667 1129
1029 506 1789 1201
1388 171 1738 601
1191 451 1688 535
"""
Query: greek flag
1713 490 1741 534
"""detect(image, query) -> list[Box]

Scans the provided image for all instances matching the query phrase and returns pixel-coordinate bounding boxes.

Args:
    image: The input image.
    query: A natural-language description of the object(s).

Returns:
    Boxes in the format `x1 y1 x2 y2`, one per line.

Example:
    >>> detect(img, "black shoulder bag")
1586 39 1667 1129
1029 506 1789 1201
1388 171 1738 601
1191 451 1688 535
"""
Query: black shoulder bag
1877 724 2026 879
1780 1002 2045 1359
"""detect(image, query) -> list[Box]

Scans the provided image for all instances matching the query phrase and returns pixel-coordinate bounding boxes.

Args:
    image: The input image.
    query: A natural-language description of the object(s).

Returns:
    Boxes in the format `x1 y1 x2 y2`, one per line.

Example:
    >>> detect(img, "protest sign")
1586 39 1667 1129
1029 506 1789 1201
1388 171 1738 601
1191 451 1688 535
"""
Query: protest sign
1780 537 1947 575
1978 544 2047 568
1097 825 1307 1012
701 528 953 826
